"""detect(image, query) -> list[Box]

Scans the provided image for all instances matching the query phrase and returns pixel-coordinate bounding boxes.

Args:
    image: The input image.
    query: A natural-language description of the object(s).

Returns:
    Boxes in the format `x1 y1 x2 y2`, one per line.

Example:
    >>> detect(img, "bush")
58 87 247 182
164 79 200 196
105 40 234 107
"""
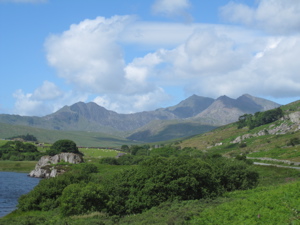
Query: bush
213 158 259 192
287 137 300 146
47 139 80 155
105 156 224 215
99 157 119 165
18 173 84 211
81 163 98 174
60 182 107 216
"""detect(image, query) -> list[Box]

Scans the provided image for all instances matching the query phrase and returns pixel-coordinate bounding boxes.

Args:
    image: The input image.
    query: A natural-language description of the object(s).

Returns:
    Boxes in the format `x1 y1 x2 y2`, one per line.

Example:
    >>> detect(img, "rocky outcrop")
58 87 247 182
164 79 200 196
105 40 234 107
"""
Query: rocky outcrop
231 112 300 144
29 153 83 178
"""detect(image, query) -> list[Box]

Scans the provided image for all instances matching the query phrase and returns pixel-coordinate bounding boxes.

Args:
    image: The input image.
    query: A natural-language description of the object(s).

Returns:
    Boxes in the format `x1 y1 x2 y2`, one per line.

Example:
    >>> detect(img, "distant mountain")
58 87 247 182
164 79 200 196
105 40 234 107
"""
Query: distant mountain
164 95 215 118
0 94 280 142
194 94 280 125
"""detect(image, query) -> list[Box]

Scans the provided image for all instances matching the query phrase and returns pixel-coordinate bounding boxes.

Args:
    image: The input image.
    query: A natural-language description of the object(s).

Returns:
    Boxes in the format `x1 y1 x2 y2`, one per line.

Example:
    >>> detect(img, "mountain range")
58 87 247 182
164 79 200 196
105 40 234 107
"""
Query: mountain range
0 94 280 142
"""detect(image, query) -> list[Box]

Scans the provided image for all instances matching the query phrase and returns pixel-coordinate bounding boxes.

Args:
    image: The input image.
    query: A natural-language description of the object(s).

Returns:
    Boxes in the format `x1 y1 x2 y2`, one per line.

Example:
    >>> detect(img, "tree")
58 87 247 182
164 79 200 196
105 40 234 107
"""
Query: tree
60 182 107 216
48 139 80 156
121 145 129 152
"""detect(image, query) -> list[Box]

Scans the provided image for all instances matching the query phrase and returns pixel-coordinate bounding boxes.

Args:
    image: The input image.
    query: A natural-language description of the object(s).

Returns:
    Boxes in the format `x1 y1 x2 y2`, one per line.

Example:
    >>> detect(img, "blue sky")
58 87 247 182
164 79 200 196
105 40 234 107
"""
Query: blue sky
1 0 300 116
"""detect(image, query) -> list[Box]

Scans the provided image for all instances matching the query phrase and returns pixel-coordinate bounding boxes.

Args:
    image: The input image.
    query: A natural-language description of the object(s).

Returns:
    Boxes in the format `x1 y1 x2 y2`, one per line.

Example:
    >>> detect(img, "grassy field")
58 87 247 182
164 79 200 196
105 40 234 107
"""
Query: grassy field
0 161 37 172
80 148 122 162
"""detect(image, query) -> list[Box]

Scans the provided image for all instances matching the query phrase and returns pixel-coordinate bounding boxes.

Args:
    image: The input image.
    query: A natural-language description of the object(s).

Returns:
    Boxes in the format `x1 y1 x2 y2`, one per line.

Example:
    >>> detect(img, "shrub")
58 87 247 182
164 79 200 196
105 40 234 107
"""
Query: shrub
99 157 119 165
60 182 108 216
47 139 80 155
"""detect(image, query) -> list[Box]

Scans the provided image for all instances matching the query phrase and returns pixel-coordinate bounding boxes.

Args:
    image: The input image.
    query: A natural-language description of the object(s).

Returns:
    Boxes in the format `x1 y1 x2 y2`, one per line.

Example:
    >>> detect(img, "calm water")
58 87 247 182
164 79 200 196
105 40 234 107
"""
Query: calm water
0 172 40 217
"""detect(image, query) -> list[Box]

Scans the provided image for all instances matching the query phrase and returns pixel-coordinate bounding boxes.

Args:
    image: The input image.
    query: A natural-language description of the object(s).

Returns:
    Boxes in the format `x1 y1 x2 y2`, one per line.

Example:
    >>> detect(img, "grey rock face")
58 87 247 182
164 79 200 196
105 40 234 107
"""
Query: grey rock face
29 153 83 178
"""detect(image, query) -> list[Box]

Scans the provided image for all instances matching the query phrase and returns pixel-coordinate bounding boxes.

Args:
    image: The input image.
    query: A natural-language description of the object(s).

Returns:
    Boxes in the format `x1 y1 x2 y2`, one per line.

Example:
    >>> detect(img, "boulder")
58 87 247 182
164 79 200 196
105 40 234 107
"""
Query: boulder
29 153 83 178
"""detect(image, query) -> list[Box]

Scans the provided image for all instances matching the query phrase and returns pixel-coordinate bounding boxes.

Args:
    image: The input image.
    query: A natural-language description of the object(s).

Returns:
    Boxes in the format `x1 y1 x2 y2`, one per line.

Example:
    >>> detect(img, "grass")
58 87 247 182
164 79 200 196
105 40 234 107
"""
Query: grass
0 161 37 172
248 146 300 159
80 148 121 159
191 181 300 225
254 165 300 187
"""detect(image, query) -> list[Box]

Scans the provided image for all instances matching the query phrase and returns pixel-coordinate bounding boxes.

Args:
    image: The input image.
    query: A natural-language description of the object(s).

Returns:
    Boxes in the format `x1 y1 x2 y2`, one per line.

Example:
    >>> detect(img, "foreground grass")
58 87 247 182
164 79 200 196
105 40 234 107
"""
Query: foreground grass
191 181 300 225
0 161 37 172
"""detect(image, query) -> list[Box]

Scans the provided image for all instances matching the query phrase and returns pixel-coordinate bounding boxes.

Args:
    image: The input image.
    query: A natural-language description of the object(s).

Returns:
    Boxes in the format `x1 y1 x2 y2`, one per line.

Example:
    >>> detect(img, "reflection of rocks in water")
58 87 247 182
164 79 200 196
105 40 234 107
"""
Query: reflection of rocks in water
29 153 83 178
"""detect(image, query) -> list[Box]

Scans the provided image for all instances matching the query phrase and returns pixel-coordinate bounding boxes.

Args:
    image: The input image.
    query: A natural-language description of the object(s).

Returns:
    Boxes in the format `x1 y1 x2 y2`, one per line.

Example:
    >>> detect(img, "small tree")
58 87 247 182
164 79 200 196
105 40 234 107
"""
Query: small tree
48 139 80 156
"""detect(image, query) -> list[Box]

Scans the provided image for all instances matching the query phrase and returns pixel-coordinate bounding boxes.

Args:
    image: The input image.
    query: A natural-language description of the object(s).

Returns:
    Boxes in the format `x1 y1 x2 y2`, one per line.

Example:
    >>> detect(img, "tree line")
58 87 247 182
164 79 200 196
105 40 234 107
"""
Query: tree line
0 141 43 161
237 107 283 129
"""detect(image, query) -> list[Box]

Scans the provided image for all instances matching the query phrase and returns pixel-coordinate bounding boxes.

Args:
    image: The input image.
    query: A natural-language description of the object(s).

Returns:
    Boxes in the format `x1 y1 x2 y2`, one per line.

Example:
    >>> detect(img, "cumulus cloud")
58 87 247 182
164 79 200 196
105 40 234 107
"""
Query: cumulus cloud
165 30 251 77
13 82 88 116
35 13 300 115
45 16 134 94
32 81 63 100
93 88 170 113
171 34 300 100
44 16 174 114
220 0 300 34
152 0 192 21
13 90 46 116
124 25 300 102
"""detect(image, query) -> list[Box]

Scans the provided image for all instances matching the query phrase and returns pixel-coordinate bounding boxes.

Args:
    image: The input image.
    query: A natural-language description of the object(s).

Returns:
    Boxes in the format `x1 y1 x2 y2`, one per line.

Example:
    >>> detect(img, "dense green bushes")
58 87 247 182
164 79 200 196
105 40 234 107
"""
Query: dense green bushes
17 152 259 218
46 139 81 156
238 107 283 129
60 182 107 216
0 141 44 161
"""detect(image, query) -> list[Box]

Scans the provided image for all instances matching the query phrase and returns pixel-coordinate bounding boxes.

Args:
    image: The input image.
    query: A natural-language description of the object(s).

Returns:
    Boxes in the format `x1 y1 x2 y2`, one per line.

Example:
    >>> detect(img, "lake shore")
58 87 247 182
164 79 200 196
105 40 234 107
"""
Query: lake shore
0 161 37 173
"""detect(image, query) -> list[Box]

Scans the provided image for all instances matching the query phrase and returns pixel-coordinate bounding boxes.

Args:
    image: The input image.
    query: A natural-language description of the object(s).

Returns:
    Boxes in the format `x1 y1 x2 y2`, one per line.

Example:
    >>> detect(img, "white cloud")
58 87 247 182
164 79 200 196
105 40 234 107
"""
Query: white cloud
32 81 63 100
220 0 300 34
13 90 47 116
176 35 300 99
45 16 134 94
152 0 192 21
44 16 176 114
165 30 251 77
13 82 88 116
125 25 300 102
93 88 170 114
37 14 300 115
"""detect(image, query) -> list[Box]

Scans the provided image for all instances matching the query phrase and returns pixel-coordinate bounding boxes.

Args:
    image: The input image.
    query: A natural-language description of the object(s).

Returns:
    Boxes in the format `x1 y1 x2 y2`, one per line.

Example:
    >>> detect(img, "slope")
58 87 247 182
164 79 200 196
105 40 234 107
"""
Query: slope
178 100 300 164
0 94 280 142
0 122 139 147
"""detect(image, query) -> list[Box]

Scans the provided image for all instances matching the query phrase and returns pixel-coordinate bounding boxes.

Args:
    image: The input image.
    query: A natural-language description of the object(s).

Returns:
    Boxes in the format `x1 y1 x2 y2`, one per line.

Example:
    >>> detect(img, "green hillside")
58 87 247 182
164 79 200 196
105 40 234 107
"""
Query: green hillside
0 122 139 147
127 120 218 142
177 100 300 164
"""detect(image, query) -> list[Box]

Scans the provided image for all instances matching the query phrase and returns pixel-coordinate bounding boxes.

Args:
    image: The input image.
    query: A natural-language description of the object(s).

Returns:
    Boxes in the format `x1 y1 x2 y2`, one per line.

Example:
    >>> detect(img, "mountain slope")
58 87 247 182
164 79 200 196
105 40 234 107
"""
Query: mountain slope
0 94 280 142
195 94 280 125
164 95 215 118
126 120 218 142
0 122 139 147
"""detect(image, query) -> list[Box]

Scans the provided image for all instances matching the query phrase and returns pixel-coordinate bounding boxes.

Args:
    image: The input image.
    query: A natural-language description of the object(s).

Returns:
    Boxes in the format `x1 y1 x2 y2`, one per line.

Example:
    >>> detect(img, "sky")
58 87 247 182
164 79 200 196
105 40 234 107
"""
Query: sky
1 0 300 116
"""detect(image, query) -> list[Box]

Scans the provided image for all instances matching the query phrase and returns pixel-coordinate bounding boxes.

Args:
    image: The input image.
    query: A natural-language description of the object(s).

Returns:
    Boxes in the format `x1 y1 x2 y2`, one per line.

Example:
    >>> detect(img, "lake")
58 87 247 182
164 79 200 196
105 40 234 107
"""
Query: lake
0 172 40 217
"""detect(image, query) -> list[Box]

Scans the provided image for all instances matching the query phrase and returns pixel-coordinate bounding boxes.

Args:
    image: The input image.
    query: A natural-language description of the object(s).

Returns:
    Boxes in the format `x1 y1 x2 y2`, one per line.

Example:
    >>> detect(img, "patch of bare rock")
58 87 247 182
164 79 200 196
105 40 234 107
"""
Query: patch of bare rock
29 153 83 178
231 112 300 144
